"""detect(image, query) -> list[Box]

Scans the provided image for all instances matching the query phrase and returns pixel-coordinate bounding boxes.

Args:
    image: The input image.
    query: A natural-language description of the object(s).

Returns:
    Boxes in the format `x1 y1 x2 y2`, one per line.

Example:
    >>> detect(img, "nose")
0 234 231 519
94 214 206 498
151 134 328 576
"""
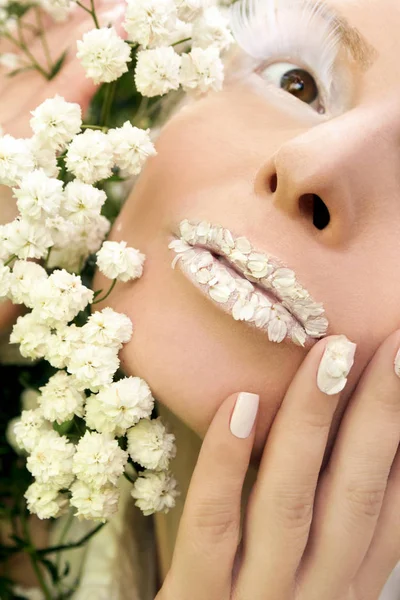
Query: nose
262 95 400 244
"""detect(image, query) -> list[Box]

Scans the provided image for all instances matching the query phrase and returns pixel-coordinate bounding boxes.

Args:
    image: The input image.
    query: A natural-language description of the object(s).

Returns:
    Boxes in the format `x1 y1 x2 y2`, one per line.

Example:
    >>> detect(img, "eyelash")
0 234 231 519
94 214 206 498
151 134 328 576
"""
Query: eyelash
228 0 344 111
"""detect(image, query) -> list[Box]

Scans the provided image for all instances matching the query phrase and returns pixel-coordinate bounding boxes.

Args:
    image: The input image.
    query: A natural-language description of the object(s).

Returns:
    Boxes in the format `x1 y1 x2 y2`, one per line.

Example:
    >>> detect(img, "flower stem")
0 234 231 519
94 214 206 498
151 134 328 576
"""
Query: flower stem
81 124 108 132
75 0 99 28
100 80 117 127
91 279 117 305
37 523 105 556
21 510 53 600
171 36 192 47
16 20 50 79
34 7 52 71
4 254 17 267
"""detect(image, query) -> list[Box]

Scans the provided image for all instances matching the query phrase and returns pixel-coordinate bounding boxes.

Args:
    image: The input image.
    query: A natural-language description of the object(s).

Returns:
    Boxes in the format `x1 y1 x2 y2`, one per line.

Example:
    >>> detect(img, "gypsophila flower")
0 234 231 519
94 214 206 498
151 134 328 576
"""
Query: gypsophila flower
2 217 53 260
39 0 73 21
25 482 68 519
13 408 52 453
0 261 11 301
10 313 52 359
67 344 120 391
81 307 133 348
77 26 131 84
0 134 34 186
127 417 176 471
85 376 154 436
38 371 85 424
62 180 106 226
65 129 114 184
28 136 59 178
12 586 45 600
192 5 234 51
9 260 48 307
6 417 23 455
72 431 128 488
180 46 224 95
0 52 22 70
32 269 94 326
96 240 145 282
123 0 177 48
70 479 120 522
175 0 203 22
134 46 181 97
131 470 179 515
27 430 75 488
45 323 83 369
108 122 157 176
21 388 40 411
13 169 64 221
30 95 82 151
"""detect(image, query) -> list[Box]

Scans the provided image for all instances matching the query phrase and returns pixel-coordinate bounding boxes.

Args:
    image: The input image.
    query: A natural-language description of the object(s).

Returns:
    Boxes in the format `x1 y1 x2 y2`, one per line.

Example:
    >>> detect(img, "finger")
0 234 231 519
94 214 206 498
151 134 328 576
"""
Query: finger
234 335 356 600
354 445 400 600
297 330 400 600
165 391 259 600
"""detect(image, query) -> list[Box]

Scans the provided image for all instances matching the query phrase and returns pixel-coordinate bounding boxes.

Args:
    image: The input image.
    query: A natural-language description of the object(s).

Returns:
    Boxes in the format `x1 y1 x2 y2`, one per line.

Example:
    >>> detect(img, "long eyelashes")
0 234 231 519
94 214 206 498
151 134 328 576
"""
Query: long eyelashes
228 0 344 97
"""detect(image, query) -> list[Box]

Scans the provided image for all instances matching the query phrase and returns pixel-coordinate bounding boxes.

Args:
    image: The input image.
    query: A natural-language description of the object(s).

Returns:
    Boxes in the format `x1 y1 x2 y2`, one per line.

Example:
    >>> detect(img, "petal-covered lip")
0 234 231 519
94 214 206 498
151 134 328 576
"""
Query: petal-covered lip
170 219 329 341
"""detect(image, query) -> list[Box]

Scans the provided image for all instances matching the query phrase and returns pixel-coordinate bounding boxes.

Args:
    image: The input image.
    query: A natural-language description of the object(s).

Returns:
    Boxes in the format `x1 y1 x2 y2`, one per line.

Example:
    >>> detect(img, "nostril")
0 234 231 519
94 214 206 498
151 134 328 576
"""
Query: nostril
269 173 278 193
299 194 330 230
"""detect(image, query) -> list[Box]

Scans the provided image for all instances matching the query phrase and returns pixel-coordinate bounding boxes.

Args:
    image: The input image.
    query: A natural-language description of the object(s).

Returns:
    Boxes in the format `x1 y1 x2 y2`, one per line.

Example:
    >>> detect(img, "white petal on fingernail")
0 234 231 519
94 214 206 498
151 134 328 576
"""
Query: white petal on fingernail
394 348 400 378
317 335 356 395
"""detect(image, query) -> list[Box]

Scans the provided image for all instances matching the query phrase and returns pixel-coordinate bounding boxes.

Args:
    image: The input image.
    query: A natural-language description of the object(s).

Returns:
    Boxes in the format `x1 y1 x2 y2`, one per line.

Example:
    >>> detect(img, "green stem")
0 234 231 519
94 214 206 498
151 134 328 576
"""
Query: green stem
171 36 192 47
15 20 50 79
123 470 138 485
21 510 53 600
90 0 100 28
91 279 117 305
132 95 149 126
37 523 105 556
81 124 108 131
54 510 74 594
34 7 52 71
4 254 17 267
100 80 117 127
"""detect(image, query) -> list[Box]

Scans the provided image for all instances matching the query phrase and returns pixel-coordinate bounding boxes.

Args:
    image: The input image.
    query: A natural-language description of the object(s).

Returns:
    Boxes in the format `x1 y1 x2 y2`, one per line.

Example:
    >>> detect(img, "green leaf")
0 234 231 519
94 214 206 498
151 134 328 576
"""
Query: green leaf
7 65 36 78
50 50 68 79
39 557 60 585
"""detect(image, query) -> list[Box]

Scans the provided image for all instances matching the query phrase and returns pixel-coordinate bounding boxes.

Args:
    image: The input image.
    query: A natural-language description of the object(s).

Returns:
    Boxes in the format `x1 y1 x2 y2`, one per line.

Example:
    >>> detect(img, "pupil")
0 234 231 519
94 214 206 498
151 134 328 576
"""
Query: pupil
281 68 318 104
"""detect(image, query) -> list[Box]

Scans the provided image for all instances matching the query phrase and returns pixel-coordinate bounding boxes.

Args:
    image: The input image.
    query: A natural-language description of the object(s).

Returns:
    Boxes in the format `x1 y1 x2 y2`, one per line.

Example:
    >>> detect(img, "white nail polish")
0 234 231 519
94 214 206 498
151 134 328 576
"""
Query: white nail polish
230 392 259 439
317 335 356 396
394 349 400 378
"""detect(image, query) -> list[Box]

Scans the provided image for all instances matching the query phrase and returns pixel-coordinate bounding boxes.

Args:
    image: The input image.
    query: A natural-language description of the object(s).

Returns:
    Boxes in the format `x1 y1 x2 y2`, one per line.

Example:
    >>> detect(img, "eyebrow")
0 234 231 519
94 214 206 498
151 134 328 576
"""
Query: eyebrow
314 0 378 70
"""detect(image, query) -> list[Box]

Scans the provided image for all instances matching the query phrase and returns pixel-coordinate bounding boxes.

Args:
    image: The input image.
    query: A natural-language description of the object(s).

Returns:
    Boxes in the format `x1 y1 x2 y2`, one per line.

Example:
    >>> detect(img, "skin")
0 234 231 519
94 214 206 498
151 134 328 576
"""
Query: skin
95 0 400 470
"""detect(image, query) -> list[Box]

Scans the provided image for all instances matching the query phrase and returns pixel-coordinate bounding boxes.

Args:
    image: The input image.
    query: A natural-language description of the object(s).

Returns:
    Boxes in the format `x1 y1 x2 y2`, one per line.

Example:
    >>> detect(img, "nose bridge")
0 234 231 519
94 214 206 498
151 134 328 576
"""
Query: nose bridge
271 95 400 226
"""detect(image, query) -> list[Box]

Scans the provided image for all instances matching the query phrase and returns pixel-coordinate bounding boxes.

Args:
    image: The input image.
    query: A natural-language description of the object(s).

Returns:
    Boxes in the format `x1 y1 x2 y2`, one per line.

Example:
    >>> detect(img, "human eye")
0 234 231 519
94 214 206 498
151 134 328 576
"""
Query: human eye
228 0 348 117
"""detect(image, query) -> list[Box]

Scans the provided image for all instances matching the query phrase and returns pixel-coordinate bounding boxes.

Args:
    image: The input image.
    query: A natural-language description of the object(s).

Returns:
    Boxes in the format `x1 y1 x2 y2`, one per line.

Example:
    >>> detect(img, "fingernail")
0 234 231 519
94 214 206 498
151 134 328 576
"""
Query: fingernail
317 335 356 396
230 392 259 439
394 349 400 377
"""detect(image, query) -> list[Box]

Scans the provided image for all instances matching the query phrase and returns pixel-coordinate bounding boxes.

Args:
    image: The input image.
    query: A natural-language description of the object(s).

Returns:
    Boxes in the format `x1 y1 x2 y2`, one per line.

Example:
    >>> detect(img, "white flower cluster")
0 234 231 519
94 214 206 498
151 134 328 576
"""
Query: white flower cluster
74 0 233 97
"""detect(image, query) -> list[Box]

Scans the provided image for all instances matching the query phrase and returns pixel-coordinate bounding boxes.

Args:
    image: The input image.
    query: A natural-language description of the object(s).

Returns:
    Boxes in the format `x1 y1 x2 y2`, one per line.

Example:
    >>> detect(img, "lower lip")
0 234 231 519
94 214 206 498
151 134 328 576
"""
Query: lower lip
173 243 311 347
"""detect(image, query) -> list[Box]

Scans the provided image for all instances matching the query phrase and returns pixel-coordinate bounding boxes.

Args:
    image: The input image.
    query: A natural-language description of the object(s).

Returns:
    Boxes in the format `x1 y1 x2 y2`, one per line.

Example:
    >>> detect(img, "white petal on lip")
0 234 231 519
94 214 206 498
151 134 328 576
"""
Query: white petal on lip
209 283 232 303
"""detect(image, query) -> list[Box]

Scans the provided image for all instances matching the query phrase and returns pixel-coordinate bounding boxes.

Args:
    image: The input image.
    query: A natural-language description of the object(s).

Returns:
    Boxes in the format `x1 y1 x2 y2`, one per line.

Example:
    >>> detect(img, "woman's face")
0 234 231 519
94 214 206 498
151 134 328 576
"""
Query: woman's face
94 0 400 464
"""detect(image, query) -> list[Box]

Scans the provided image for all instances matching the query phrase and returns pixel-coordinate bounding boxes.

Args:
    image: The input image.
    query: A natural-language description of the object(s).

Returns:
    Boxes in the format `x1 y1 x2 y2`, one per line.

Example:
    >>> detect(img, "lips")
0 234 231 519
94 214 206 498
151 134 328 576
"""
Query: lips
168 219 329 347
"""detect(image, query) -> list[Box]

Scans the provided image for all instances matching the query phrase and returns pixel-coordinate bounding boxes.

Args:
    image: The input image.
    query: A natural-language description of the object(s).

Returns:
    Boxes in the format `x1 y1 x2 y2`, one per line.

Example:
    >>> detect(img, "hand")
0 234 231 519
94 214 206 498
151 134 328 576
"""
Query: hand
156 332 400 600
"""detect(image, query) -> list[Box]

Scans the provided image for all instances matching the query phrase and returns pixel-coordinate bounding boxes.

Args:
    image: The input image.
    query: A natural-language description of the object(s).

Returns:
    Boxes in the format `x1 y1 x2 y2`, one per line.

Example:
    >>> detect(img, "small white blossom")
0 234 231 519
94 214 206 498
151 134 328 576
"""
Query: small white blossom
70 480 120 522
62 180 106 226
108 122 157 176
38 371 85 424
77 27 132 84
96 240 145 282
39 0 73 21
81 307 133 348
13 408 52 453
13 169 64 221
45 323 83 369
2 217 53 260
21 388 40 411
0 52 23 70
6 417 25 454
25 482 68 519
127 417 176 471
134 46 181 97
123 0 177 48
175 0 203 22
30 95 82 151
0 134 34 186
29 136 59 178
9 260 48 307
180 46 224 95
85 376 154 436
27 430 75 488
0 260 11 301
10 313 52 359
32 269 94 326
66 129 114 184
67 344 120 391
72 431 128 487
192 5 234 51
131 470 180 515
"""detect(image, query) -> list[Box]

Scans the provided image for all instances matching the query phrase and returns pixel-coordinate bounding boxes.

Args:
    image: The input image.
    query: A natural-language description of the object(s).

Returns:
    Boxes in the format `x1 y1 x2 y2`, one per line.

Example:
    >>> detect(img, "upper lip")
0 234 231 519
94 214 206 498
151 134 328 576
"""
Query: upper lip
174 219 329 339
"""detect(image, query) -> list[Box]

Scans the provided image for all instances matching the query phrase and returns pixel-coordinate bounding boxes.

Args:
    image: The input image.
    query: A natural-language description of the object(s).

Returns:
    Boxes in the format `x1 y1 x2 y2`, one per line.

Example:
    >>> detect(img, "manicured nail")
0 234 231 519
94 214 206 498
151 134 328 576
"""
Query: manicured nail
230 392 259 439
394 349 400 378
317 335 356 396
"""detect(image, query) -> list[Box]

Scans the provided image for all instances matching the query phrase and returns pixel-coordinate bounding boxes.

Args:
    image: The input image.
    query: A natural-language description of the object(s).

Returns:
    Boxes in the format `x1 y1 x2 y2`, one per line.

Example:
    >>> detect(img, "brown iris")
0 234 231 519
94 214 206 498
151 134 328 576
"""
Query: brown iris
280 68 318 104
